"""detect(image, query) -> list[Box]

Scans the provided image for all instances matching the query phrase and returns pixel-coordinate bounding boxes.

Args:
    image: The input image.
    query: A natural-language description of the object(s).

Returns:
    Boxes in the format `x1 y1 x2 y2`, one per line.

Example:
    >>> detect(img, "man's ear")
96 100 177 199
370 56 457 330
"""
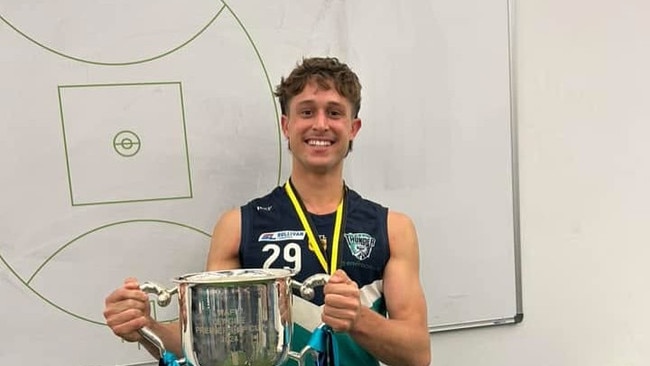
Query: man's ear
350 118 362 139
281 114 289 138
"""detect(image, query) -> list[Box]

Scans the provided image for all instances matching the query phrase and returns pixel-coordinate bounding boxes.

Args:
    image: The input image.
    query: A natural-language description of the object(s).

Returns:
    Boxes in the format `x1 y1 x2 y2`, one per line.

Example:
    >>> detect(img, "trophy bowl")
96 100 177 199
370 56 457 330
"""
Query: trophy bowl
138 268 329 366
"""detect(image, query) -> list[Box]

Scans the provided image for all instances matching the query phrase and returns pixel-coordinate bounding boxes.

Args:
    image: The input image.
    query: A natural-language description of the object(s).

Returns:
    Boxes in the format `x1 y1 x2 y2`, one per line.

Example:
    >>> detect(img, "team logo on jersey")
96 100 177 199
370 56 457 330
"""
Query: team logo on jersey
258 230 306 242
344 233 376 261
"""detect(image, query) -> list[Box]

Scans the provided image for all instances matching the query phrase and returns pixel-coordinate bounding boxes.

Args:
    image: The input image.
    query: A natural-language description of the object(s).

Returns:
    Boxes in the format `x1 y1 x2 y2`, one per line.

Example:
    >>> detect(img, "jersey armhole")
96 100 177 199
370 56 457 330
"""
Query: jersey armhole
381 206 390 269
238 204 250 259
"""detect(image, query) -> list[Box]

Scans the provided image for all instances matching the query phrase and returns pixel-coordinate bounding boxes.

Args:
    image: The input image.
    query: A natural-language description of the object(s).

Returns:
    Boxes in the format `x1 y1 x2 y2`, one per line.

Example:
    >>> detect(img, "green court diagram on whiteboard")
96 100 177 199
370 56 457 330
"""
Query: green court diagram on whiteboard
0 0 282 332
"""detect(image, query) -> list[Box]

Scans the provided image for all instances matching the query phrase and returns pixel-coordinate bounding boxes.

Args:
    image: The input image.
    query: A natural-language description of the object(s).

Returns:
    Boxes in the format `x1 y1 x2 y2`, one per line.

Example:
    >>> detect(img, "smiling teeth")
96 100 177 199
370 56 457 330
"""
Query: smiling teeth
308 140 331 146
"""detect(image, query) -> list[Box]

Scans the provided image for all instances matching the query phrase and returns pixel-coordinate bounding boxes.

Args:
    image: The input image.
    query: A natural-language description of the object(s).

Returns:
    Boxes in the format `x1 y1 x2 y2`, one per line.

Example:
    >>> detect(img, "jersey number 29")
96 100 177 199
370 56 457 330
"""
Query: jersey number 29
262 243 302 273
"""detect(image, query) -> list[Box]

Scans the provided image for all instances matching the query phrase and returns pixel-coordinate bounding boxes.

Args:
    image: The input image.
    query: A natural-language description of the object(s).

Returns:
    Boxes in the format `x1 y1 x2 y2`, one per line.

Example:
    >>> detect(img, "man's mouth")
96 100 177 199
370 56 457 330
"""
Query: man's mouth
306 139 333 147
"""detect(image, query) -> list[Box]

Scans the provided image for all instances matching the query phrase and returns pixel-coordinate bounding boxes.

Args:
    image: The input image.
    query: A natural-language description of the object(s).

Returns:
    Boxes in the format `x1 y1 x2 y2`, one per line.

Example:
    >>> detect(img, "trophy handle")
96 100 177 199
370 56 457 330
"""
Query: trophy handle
290 273 330 300
287 273 331 366
137 282 181 365
287 345 320 366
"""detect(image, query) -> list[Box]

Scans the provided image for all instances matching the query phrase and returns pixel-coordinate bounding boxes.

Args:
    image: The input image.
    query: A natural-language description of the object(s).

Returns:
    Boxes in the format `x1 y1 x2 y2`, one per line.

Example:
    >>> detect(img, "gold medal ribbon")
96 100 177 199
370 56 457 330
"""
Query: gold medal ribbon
284 180 346 274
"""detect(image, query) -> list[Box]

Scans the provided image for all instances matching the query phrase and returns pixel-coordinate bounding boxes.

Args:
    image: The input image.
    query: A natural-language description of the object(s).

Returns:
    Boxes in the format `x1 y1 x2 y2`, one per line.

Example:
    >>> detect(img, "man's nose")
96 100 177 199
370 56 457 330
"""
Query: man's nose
313 111 329 130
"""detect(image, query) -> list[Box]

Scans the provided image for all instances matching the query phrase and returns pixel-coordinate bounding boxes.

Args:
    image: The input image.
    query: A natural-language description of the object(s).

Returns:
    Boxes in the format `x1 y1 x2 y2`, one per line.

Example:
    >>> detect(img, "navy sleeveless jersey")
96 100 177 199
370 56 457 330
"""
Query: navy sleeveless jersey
239 185 389 365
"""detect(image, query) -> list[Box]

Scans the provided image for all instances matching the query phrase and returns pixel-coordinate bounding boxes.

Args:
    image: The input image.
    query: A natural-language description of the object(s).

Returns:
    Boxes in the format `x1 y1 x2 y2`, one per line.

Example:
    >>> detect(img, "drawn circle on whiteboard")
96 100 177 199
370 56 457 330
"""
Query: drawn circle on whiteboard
14 219 212 325
113 130 141 157
0 1 225 65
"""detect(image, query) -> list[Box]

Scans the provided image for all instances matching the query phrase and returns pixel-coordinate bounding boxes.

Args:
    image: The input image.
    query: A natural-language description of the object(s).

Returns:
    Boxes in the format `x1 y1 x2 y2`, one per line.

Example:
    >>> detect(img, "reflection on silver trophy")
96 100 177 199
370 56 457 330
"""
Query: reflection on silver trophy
139 268 329 366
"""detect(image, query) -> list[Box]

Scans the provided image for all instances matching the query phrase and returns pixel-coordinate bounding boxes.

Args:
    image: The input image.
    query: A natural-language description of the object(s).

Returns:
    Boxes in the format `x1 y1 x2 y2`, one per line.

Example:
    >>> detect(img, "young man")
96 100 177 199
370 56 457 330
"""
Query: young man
104 57 431 366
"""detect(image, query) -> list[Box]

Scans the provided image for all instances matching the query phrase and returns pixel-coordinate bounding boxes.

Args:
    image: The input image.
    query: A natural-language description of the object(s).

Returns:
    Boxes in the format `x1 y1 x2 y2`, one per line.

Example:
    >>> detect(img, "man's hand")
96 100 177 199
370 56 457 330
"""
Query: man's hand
322 269 361 332
103 278 152 342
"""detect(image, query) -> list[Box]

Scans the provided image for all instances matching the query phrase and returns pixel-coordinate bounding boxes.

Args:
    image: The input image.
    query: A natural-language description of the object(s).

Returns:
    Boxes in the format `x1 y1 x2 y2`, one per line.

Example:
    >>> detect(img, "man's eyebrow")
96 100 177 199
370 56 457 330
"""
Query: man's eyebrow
293 100 347 110
295 100 316 106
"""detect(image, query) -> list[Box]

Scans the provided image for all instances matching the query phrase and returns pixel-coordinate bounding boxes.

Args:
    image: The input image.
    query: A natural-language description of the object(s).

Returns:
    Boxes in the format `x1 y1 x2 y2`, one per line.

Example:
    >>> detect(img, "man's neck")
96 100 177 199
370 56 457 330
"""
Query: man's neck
289 170 344 215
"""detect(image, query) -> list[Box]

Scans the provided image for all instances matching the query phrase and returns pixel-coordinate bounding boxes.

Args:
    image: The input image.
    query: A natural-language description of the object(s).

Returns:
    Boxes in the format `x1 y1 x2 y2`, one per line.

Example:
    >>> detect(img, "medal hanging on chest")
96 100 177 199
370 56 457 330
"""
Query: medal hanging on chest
284 179 348 275
319 234 327 252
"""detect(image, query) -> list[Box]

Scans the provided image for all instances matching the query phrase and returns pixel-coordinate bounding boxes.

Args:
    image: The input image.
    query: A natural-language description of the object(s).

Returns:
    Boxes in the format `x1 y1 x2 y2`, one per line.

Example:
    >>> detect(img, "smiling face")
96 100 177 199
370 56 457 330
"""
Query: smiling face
281 79 361 175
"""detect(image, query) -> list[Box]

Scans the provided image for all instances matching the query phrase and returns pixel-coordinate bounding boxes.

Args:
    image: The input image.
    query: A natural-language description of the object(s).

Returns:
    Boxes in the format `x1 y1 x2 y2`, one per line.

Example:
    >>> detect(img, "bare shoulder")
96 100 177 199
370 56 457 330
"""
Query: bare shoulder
387 210 417 241
215 207 241 229
206 207 242 270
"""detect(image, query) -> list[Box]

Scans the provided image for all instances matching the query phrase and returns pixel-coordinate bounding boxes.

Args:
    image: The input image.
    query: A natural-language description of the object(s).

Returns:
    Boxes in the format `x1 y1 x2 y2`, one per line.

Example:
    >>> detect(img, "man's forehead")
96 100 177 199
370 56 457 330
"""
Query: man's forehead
291 82 349 106
300 79 334 94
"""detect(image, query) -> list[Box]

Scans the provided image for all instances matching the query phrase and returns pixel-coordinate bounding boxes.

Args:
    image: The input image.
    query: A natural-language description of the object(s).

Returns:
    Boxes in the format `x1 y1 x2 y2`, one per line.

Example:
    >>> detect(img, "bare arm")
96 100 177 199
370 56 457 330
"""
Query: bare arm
323 211 431 366
103 207 242 360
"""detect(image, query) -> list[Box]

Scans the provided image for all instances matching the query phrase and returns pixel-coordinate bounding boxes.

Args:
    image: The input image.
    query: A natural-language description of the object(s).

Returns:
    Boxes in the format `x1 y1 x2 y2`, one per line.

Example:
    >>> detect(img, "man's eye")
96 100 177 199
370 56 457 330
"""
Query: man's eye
329 110 343 117
300 110 313 117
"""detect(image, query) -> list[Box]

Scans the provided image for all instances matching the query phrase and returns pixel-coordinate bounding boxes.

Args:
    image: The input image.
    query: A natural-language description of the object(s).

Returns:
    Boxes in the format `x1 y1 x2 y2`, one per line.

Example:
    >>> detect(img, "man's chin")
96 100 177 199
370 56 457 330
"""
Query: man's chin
298 159 340 174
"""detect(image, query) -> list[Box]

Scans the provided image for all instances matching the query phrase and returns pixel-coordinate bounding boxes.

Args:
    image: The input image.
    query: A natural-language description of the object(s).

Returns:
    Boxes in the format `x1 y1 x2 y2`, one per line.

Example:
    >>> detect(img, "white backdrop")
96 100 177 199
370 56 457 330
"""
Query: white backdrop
0 1 519 365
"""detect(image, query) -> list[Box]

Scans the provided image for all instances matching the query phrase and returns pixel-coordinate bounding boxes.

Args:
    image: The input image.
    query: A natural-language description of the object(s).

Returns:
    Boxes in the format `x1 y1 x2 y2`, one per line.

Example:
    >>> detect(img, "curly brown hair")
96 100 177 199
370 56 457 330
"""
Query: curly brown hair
274 57 362 118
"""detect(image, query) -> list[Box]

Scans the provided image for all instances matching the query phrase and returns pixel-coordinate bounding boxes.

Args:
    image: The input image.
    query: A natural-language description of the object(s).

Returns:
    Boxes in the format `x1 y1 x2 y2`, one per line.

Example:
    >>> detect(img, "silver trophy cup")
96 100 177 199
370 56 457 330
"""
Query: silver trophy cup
138 268 329 366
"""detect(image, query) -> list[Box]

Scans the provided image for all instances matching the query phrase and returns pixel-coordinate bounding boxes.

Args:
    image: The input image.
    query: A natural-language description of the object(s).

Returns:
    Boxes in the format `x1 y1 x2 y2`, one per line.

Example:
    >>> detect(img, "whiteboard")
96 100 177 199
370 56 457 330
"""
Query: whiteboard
0 1 521 365
340 1 523 332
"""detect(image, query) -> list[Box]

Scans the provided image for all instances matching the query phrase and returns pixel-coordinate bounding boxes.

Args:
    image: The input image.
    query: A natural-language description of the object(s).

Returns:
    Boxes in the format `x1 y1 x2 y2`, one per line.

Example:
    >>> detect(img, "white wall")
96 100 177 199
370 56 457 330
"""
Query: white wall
430 1 650 365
